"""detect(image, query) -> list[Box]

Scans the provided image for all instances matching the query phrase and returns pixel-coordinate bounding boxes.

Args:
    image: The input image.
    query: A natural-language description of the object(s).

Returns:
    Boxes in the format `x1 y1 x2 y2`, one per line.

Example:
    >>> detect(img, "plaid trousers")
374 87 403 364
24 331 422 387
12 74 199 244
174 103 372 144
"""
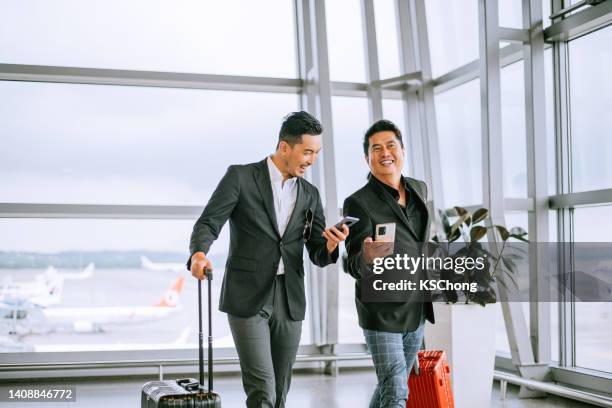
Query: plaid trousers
363 320 425 408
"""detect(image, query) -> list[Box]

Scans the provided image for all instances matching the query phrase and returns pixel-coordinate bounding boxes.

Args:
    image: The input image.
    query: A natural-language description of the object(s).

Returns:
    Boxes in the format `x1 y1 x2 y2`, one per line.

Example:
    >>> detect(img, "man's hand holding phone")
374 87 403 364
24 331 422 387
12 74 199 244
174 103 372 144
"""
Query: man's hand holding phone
362 223 396 264
362 237 394 264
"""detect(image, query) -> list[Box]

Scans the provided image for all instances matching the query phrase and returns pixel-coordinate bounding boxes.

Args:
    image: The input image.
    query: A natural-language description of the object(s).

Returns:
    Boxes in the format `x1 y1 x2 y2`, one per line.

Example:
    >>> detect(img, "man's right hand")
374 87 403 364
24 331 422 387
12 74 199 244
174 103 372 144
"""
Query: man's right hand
190 251 213 280
362 237 394 265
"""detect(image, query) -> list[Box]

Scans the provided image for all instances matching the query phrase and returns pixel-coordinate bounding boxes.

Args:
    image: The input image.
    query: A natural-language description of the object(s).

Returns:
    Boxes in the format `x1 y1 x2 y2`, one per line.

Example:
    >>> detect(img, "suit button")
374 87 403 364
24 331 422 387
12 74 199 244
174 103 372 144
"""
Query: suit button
280 242 284 247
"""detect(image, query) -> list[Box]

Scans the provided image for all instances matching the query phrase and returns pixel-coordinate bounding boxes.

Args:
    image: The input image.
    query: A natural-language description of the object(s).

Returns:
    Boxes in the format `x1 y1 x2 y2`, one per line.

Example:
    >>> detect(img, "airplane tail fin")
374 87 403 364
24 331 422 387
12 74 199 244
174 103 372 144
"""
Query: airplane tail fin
154 276 185 307
60 263 95 280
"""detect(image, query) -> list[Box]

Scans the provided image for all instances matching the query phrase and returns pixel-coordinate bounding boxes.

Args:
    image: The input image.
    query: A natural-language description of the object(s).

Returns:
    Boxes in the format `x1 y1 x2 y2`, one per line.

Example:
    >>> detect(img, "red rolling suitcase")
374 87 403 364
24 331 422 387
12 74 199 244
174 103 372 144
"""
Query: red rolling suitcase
407 350 454 408
141 272 221 407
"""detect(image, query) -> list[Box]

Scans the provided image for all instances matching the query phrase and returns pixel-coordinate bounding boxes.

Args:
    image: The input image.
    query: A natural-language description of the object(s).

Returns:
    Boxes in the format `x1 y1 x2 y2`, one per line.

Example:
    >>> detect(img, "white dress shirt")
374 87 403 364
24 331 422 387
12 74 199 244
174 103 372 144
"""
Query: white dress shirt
267 156 298 275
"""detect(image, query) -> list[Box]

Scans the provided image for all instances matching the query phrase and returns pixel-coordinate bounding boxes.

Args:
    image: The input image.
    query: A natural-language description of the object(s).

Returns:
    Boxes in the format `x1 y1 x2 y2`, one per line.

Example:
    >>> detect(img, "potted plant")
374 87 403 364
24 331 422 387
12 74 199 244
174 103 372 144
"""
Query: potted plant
423 206 528 408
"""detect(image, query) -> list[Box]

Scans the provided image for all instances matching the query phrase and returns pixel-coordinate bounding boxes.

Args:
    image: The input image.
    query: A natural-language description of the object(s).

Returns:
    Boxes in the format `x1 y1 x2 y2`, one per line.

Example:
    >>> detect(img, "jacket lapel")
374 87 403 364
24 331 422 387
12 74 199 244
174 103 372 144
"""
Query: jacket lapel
254 159 281 238
405 177 431 242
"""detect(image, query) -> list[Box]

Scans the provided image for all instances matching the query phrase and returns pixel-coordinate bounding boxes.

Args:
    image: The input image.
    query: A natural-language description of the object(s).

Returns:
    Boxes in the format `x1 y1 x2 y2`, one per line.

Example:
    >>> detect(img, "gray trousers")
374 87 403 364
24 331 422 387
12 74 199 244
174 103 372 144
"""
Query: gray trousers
228 275 302 408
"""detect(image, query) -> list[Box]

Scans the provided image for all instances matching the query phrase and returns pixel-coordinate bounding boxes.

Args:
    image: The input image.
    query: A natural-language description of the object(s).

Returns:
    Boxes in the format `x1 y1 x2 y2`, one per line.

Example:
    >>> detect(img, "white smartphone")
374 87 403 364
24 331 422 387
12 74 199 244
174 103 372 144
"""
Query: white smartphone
375 223 396 242
334 216 360 229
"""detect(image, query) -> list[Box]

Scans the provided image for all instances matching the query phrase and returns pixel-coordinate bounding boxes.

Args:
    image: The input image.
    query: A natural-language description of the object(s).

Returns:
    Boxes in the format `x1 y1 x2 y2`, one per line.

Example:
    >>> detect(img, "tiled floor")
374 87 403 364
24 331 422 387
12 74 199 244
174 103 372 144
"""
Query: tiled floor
0 369 602 407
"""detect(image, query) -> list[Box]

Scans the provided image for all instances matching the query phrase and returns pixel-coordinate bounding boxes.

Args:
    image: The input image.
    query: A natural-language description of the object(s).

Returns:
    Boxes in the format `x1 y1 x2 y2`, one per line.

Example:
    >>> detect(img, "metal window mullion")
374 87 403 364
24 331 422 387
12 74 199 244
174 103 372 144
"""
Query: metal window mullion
413 0 445 207
551 0 576 368
360 0 383 121
395 0 425 181
523 0 551 368
0 64 302 94
296 0 340 351
479 0 537 378
296 0 322 349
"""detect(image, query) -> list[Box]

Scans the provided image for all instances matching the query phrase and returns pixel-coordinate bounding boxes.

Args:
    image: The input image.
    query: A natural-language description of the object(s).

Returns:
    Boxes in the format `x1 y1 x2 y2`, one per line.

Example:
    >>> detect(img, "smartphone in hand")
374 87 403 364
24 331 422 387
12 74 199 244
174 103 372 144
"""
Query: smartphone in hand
334 216 359 229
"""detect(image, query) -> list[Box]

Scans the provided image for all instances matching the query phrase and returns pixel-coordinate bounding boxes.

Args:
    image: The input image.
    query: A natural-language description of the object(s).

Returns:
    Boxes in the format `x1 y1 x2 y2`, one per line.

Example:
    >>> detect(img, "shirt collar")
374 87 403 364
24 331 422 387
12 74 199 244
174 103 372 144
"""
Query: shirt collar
370 174 410 202
267 156 297 186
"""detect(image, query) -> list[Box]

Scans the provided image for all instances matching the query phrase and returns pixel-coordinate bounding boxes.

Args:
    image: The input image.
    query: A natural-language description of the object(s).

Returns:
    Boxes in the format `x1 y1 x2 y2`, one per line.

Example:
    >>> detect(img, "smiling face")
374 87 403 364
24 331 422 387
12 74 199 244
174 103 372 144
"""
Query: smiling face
365 130 405 179
278 134 322 178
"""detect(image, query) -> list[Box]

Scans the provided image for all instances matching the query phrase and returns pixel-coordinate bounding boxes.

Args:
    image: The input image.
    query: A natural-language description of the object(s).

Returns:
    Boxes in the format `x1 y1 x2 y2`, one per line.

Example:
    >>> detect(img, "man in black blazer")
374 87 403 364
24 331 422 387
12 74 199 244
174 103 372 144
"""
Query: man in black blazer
343 119 435 407
188 111 348 408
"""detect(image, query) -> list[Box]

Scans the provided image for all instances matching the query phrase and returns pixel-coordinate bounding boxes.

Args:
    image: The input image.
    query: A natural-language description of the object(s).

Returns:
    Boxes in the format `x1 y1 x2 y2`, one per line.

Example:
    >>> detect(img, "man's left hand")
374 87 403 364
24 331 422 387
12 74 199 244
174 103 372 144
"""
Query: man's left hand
322 224 349 254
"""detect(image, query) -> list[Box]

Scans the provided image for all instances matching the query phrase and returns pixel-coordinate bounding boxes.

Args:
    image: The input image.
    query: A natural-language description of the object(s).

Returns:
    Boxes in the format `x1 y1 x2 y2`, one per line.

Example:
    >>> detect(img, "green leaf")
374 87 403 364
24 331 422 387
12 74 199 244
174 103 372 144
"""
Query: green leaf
449 228 461 242
495 225 510 241
454 206 468 217
509 234 530 243
470 226 487 242
509 226 527 236
472 208 489 224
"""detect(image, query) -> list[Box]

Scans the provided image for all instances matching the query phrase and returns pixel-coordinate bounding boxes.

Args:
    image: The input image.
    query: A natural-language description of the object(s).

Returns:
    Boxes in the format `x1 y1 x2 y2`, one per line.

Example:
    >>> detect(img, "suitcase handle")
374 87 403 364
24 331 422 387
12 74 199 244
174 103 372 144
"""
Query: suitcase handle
197 269 214 392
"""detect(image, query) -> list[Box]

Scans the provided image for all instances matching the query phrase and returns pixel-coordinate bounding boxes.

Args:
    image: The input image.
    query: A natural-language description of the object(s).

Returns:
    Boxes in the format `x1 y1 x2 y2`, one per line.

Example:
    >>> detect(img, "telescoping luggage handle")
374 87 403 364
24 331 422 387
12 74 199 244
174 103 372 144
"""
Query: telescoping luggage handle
197 269 214 392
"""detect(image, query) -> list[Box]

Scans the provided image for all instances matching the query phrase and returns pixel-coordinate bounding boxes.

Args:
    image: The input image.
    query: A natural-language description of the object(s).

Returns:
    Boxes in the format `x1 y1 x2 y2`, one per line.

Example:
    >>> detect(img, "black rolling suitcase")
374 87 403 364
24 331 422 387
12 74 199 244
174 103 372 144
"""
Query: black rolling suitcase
141 272 221 407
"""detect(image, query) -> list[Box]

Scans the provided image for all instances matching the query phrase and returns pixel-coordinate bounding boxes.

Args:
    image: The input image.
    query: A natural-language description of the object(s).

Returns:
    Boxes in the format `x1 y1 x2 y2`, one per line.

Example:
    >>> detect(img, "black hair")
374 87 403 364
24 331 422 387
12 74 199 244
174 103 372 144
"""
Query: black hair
363 119 404 156
277 111 323 148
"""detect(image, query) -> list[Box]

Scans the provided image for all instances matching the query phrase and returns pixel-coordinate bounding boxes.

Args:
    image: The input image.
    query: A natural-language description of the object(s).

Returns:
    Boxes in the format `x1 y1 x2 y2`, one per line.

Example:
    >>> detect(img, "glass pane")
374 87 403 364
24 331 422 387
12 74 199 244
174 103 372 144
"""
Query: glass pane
499 0 523 28
543 0 552 28
331 97 371 207
435 79 482 207
569 26 612 192
425 0 479 78
0 81 298 205
0 0 297 77
326 0 367 82
338 256 362 343
501 60 528 198
573 205 612 372
374 0 402 79
0 218 237 352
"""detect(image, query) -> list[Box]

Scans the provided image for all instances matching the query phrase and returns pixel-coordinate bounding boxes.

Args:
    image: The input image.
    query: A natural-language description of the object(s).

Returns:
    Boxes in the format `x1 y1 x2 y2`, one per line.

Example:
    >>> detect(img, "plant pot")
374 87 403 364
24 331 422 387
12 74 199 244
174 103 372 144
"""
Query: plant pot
424 302 497 408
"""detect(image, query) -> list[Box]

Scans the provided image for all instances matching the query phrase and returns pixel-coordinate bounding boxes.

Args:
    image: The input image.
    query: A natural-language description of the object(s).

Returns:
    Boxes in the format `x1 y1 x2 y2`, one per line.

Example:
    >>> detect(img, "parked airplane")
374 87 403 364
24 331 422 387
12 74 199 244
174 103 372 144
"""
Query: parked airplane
4 276 185 336
0 263 94 309
141 256 185 273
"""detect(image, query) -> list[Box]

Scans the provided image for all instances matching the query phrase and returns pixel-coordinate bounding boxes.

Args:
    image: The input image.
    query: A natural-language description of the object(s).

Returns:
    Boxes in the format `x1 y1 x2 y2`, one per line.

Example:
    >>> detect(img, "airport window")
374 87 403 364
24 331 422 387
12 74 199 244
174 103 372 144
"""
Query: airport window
568 26 612 193
338 258 362 344
425 0 479 78
499 0 523 29
0 218 224 351
0 0 297 77
330 96 371 208
573 205 612 373
434 79 482 208
325 0 367 82
0 81 299 205
373 0 402 80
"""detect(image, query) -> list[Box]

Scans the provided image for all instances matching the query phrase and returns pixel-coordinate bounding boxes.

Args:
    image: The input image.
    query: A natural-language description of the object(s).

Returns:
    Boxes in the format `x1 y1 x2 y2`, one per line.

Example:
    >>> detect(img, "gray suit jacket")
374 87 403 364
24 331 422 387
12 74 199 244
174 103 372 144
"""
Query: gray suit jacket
188 158 338 320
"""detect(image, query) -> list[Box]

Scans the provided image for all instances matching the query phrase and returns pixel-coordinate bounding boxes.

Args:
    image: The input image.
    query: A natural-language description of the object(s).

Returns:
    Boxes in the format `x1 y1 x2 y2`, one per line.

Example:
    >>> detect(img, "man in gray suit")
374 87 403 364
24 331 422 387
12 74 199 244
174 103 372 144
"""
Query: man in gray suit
188 111 348 408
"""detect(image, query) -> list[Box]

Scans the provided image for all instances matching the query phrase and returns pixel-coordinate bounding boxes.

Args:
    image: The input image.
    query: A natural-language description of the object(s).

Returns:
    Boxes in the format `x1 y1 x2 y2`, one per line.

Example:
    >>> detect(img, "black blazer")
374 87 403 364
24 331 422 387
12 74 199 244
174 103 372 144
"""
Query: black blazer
343 175 435 333
188 158 338 320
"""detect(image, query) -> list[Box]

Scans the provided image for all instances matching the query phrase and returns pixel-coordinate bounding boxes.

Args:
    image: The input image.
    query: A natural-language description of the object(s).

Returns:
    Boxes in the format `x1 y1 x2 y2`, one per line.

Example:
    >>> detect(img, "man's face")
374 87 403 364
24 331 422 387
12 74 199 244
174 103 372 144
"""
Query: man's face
279 134 322 177
366 131 405 179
